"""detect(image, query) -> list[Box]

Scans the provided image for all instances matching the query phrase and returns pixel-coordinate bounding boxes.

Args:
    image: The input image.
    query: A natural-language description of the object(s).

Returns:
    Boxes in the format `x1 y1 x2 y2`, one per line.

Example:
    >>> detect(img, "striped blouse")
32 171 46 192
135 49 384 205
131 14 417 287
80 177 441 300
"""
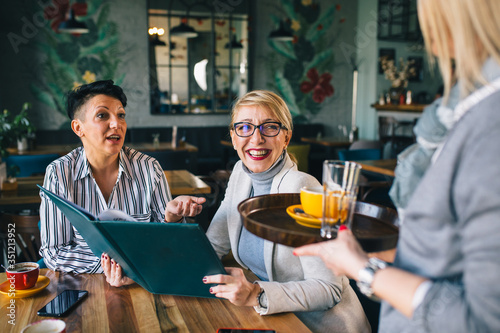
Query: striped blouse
39 146 172 274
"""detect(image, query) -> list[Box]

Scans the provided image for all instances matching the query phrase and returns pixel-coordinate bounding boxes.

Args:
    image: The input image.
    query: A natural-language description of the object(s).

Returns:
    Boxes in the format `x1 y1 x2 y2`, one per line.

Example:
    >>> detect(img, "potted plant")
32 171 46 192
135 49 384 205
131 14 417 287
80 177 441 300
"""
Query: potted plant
10 102 36 152
0 103 36 189
0 109 13 188
0 109 14 160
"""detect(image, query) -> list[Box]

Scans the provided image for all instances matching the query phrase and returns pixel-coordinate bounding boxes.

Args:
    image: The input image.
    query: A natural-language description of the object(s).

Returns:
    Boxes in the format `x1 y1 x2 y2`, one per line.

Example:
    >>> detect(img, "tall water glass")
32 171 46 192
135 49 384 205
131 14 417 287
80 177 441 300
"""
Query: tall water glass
321 160 361 239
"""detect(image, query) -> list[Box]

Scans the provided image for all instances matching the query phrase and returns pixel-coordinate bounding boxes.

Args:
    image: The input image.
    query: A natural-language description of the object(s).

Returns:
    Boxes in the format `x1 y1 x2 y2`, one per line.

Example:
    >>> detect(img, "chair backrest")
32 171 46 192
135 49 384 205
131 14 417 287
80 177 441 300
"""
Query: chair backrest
144 150 190 170
287 144 311 173
349 140 382 150
5 154 59 177
338 148 381 161
0 212 41 262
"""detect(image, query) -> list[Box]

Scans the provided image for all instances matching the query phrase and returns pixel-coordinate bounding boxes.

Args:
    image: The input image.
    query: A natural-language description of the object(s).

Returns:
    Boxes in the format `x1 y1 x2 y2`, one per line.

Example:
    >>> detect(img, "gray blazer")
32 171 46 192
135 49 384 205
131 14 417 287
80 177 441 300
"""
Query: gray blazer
207 155 371 332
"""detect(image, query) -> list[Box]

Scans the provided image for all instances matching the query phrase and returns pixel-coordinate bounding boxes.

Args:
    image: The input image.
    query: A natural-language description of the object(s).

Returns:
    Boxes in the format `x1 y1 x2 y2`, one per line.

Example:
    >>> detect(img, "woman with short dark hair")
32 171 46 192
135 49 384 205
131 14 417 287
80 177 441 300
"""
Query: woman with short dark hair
40 80 205 276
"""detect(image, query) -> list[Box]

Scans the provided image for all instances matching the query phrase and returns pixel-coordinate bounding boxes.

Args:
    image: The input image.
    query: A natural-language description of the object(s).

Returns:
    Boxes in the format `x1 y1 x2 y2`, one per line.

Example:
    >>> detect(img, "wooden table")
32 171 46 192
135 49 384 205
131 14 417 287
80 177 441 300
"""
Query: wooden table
0 269 311 333
0 170 210 210
358 159 397 177
9 142 198 156
300 137 352 148
300 137 351 159
164 170 210 195
128 141 198 153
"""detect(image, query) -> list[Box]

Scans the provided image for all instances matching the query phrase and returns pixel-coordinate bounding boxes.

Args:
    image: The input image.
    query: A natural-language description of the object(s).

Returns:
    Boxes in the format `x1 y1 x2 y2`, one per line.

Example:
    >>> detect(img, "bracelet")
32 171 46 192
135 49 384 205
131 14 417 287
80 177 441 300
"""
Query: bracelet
166 215 184 223
357 257 387 301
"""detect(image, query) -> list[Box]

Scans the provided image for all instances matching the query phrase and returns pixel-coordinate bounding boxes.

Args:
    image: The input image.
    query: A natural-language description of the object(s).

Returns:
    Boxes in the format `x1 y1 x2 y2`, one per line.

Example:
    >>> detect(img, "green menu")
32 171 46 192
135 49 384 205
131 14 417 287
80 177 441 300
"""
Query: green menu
38 185 226 298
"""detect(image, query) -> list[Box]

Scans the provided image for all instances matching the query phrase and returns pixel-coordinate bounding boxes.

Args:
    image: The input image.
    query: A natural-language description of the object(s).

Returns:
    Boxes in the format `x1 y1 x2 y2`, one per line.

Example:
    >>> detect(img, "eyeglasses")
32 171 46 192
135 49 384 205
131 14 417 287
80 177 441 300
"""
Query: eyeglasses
233 121 286 137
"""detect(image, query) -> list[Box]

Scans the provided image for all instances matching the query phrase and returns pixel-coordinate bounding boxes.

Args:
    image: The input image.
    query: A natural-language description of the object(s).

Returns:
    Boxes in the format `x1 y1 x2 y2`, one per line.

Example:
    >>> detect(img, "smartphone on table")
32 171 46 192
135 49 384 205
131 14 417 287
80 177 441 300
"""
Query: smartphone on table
217 329 276 333
37 290 89 317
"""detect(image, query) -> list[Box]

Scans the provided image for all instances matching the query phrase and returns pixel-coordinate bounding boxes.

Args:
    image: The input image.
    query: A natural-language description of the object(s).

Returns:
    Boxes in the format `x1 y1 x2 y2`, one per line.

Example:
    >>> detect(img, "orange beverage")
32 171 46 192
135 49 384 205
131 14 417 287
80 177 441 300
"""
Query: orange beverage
321 160 361 239
324 190 355 225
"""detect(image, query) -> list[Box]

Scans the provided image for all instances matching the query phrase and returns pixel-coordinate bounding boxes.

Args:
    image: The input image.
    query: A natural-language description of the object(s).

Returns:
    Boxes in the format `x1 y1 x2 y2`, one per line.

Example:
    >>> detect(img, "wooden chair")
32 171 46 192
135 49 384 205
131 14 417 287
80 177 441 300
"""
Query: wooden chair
337 148 393 206
144 150 190 170
349 140 382 151
0 212 42 262
338 148 382 161
378 116 416 158
287 144 311 173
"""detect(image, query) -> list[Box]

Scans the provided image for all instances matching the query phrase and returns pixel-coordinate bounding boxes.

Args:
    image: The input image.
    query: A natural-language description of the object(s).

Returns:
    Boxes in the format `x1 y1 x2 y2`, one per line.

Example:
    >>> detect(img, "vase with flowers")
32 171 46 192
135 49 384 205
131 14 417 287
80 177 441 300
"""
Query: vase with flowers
380 57 416 104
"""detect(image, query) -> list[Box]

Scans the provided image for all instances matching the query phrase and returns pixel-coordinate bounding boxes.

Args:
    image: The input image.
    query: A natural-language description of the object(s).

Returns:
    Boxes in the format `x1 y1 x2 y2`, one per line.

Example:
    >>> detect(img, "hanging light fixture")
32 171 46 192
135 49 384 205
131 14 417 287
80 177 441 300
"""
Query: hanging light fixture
268 20 293 41
225 35 243 49
170 17 198 38
58 9 89 34
149 27 166 46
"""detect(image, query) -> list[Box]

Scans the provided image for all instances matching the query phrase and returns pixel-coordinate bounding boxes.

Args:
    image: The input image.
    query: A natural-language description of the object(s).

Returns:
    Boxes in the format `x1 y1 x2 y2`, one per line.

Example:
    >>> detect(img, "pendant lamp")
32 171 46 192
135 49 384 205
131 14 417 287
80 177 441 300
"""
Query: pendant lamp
58 9 89 34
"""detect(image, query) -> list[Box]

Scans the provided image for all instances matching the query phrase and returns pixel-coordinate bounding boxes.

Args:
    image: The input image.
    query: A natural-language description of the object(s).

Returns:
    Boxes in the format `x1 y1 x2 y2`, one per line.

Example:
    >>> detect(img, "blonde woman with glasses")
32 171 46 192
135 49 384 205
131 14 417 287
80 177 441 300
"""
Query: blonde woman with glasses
295 0 500 331
203 90 370 332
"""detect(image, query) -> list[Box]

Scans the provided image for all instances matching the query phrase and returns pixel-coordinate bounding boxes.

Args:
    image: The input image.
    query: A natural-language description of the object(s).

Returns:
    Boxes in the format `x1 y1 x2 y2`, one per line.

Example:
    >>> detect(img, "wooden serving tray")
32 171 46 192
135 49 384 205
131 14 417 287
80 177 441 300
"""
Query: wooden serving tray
238 193 399 252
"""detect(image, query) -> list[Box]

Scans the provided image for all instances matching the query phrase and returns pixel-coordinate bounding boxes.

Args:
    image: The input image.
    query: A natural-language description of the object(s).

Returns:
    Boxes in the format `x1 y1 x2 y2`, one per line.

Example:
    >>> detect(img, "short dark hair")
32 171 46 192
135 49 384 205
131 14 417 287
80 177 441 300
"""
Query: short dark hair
66 80 127 120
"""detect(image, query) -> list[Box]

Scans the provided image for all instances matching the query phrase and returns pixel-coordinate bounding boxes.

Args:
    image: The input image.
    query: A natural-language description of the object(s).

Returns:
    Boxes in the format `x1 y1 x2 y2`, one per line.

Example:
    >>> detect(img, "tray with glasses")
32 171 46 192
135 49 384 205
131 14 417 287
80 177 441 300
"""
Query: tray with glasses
237 193 399 252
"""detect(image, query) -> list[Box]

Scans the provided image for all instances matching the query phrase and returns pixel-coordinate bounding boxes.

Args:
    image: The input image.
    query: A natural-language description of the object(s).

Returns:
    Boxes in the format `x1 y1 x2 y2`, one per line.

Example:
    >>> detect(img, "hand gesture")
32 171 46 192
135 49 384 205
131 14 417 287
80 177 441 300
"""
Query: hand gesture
101 253 135 287
165 196 206 222
203 267 261 306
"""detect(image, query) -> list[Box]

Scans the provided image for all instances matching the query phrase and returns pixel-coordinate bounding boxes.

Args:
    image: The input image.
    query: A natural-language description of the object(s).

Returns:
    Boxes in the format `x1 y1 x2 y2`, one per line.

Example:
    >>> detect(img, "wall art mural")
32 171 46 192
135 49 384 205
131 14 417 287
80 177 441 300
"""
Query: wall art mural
266 0 343 122
31 0 123 128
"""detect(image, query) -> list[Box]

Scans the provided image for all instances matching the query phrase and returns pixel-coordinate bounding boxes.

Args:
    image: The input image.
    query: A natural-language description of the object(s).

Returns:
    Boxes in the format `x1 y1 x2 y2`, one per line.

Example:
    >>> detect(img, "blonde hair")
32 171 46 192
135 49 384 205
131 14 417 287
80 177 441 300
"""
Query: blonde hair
230 90 293 134
230 90 296 164
418 0 500 101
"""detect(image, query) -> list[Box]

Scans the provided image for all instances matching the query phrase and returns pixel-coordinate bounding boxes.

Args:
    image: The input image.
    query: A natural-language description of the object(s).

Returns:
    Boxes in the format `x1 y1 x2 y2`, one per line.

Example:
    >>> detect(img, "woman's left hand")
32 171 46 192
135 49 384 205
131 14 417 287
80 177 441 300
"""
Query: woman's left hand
203 267 261 306
101 253 135 287
165 196 206 222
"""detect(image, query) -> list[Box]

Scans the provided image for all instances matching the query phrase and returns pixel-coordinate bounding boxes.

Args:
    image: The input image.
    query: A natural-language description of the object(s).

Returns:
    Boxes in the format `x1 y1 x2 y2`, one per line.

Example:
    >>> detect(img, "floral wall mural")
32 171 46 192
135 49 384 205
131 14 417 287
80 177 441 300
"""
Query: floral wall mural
31 0 123 128
266 0 344 123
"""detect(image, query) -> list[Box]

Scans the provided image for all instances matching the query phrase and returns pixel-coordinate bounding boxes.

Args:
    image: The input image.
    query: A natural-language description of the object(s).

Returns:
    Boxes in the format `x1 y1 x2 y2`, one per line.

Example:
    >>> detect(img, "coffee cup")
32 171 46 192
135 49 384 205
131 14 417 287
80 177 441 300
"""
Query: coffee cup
21 319 66 333
6 262 39 290
300 186 324 218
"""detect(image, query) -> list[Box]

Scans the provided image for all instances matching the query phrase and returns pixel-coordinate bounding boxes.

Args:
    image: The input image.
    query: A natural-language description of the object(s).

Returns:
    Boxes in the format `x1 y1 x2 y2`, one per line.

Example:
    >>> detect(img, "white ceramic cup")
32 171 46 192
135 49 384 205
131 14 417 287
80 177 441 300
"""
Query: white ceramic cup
21 319 66 333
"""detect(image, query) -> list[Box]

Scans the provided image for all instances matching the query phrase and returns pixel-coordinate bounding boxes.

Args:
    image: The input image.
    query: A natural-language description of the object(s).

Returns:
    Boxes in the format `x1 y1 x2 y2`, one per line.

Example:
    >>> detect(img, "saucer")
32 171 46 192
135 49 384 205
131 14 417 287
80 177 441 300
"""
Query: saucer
286 204 321 229
0 275 50 298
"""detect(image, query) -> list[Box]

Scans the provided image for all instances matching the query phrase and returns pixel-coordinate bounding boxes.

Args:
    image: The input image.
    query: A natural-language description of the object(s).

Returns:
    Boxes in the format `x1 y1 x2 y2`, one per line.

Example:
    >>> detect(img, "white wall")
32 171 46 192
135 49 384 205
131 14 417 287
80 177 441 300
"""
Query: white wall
355 0 442 140
354 0 379 140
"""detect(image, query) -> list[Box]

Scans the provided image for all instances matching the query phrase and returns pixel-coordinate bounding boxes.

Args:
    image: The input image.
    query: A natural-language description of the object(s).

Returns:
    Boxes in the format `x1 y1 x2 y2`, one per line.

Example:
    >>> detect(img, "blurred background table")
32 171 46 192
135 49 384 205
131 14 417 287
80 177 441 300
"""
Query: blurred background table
0 170 210 211
0 269 311 333
300 137 351 157
358 159 397 177
9 142 198 156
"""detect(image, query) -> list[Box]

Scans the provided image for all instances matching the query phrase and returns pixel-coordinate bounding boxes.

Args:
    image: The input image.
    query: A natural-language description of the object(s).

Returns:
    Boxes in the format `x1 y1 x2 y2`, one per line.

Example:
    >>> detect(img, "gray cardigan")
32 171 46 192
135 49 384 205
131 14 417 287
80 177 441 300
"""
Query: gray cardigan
207 155 371 333
380 76 500 331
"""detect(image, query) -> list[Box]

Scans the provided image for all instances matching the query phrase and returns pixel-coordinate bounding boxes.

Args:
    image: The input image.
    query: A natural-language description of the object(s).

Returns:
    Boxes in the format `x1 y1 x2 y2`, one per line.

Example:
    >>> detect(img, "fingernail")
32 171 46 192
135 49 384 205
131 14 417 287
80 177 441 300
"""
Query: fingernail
292 251 297 256
339 225 348 231
209 288 213 293
202 277 207 283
